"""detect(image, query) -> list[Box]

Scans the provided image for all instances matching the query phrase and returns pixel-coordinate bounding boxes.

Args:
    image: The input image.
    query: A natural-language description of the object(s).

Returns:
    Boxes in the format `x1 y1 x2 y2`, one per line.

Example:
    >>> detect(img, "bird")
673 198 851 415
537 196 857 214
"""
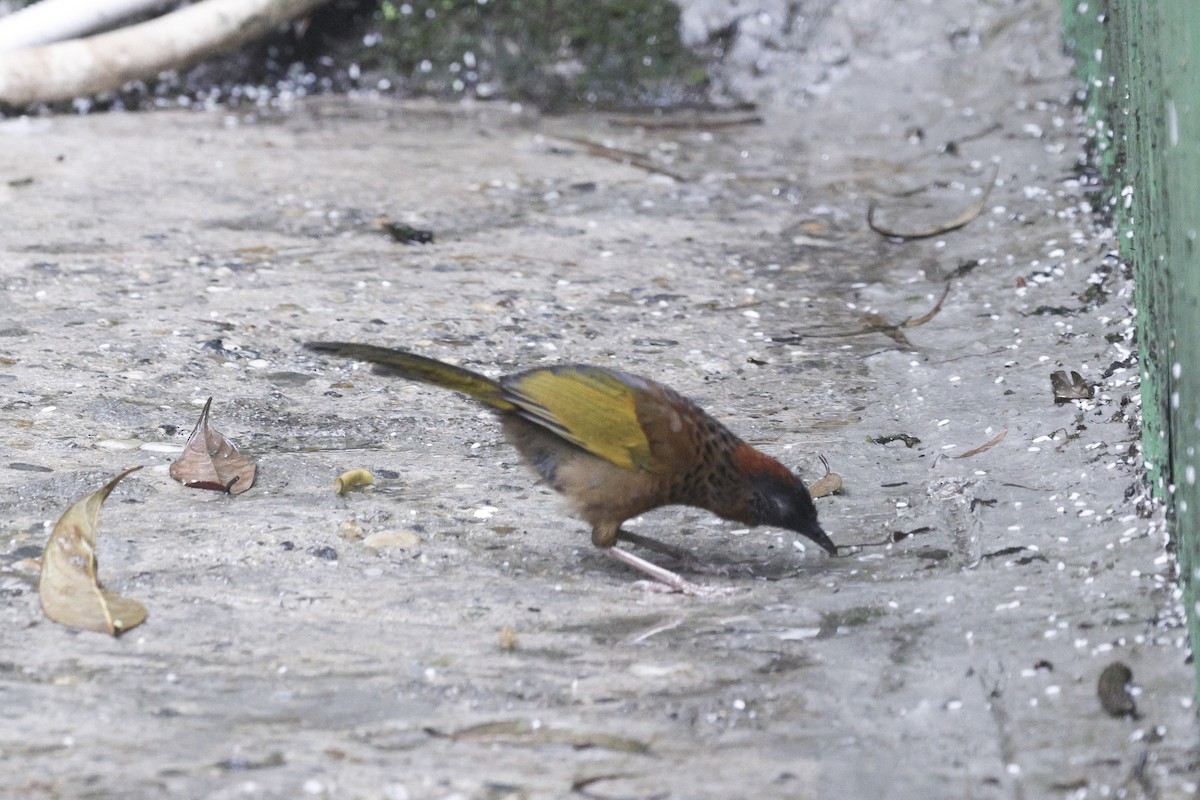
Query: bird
305 342 836 594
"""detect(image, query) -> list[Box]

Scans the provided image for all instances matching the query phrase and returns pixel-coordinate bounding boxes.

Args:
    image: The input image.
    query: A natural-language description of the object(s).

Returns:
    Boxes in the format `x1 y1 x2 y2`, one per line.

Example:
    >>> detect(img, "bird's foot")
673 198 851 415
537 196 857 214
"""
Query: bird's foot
606 547 740 597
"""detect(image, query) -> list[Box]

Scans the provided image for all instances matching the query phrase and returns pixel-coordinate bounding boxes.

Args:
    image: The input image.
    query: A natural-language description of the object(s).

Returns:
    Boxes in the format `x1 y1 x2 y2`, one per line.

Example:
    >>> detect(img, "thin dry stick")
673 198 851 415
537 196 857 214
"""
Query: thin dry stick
952 428 1008 459
867 162 999 240
607 113 764 130
553 134 688 181
801 283 952 341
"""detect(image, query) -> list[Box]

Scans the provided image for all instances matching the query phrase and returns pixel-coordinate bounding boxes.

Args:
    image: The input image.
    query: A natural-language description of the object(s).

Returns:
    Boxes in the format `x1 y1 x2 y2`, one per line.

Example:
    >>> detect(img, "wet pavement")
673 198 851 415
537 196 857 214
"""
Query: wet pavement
0 0 1196 798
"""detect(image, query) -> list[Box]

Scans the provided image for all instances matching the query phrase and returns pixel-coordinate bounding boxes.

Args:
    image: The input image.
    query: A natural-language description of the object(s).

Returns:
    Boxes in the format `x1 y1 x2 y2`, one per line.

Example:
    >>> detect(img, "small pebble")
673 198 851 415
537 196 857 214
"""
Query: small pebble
307 545 338 561
1097 661 1137 717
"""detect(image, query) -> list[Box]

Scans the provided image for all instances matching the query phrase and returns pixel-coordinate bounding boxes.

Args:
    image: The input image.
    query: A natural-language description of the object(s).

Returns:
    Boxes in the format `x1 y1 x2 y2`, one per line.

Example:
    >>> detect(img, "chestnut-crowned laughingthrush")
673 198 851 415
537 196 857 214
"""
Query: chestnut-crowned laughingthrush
306 342 836 594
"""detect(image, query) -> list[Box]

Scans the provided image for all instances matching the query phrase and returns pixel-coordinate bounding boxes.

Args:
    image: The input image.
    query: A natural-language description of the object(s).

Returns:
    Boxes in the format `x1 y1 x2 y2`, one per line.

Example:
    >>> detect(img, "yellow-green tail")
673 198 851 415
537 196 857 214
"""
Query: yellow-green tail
305 342 514 411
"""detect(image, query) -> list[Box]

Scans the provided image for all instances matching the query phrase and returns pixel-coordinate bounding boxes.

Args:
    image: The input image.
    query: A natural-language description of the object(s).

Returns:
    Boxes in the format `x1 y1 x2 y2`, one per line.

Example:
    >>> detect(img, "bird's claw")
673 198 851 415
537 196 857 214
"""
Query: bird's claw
615 529 752 577
606 546 741 597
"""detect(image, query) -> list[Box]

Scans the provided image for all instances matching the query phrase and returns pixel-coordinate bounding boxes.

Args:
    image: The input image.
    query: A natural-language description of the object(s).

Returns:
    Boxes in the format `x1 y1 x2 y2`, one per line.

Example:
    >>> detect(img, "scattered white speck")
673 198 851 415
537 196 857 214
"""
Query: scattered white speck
140 442 184 454
97 439 140 451
776 628 821 640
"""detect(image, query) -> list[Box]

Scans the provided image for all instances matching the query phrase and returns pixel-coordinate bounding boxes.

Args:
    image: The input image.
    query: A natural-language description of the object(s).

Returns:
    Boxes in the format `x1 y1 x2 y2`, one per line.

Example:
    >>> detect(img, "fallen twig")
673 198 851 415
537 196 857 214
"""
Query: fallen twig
553 134 688 182
867 163 999 240
607 112 764 130
796 283 952 344
951 428 1008 459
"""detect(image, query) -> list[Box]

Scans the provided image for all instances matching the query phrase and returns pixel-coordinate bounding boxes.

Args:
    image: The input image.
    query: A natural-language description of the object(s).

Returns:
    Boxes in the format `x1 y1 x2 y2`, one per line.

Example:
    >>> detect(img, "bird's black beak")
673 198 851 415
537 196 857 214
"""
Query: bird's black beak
750 471 838 556
802 522 838 557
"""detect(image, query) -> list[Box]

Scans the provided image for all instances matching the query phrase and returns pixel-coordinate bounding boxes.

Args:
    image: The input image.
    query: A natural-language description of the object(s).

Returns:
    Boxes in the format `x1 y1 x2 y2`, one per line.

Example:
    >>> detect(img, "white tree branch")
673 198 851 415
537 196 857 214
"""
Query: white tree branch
0 0 176 54
0 0 330 107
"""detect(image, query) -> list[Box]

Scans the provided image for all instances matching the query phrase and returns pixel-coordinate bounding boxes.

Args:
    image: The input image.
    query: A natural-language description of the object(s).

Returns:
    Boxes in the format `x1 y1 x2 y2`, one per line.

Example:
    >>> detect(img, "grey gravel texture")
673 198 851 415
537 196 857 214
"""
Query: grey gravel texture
1 1 1196 798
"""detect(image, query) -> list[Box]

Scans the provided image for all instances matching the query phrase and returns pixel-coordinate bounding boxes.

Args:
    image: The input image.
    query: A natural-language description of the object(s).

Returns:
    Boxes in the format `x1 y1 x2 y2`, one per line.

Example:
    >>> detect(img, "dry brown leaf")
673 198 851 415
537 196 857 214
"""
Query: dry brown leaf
170 397 256 495
38 467 148 636
1051 370 1093 403
808 455 843 498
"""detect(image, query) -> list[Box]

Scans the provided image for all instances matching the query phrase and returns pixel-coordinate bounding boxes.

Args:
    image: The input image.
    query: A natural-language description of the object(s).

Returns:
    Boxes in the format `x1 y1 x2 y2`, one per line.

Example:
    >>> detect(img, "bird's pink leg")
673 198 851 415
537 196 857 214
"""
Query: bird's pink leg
616 529 744 576
604 547 737 596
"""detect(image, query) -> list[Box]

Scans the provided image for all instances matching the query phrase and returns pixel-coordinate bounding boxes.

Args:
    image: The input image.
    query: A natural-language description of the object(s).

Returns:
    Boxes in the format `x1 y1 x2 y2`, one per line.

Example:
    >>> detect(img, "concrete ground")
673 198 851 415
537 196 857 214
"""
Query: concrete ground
0 1 1196 798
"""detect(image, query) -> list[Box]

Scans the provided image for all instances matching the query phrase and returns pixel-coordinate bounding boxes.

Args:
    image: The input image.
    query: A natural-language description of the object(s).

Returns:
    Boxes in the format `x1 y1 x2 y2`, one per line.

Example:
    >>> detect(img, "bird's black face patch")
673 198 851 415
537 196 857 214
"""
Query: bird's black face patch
750 472 836 555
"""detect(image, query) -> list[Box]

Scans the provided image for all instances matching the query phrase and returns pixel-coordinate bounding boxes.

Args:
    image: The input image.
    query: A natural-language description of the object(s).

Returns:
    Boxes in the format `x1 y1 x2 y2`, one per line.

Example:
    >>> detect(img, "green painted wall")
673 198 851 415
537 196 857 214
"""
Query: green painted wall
1064 2 1200 688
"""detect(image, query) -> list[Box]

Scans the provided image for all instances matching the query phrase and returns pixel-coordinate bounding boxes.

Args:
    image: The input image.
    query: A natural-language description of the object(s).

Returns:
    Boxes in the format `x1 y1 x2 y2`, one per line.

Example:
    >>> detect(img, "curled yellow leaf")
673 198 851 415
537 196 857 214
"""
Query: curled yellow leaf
39 467 148 636
334 468 374 495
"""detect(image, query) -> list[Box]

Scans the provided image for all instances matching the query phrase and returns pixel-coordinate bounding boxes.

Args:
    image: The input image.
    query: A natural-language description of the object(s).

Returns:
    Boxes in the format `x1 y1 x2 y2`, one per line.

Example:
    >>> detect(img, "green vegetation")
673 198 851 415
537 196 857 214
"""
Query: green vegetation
365 0 708 109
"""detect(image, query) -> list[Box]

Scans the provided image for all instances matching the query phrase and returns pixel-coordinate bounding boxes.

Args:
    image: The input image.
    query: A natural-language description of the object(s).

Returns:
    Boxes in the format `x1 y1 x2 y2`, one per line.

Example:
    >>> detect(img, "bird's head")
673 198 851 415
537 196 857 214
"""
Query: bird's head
736 446 837 556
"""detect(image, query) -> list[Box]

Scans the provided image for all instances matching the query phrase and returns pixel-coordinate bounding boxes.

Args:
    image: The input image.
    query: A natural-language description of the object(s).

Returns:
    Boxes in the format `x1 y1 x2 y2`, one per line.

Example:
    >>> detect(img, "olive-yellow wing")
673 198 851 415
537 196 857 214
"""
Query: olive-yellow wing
502 366 661 473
